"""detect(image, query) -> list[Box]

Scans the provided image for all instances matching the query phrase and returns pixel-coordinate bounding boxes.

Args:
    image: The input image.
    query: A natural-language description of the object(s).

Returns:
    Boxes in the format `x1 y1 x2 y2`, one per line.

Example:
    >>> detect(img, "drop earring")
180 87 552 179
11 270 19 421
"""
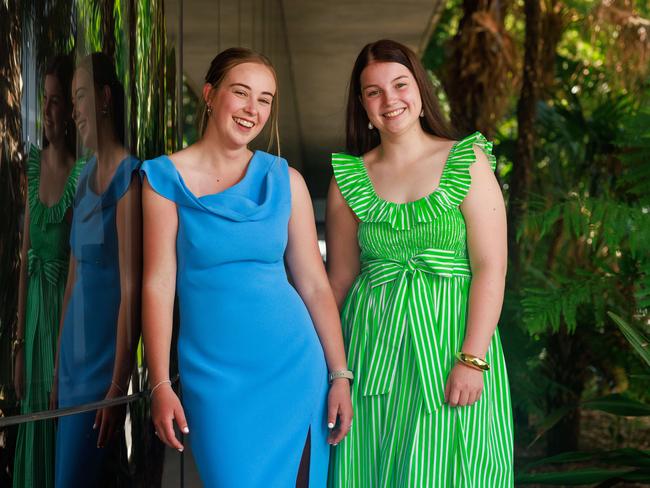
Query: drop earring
207 105 213 117
101 104 109 117
420 110 424 118
368 121 374 130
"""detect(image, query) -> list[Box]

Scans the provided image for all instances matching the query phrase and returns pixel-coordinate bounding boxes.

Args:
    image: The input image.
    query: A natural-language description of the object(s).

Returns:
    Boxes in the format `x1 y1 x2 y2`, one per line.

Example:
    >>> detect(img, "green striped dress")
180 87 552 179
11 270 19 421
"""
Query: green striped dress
13 146 83 488
328 132 514 487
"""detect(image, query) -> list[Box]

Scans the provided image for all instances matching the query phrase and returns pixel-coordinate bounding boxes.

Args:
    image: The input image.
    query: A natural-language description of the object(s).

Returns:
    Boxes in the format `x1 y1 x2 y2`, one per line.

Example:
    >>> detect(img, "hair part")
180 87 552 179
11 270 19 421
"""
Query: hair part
76 52 126 147
345 39 458 156
43 54 76 155
198 47 280 156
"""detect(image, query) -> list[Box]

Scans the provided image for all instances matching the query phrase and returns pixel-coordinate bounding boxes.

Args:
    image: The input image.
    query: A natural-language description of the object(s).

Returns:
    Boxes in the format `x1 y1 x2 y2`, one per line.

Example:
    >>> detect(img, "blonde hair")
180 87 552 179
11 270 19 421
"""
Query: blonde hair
198 47 280 155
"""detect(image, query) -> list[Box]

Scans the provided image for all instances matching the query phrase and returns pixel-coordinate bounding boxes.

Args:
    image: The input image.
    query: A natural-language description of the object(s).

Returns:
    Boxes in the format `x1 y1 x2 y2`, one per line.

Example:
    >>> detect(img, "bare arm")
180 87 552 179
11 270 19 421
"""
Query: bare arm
141 175 187 451
286 168 348 372
14 200 31 399
325 177 360 309
445 146 507 408
111 176 143 390
460 147 507 359
94 176 143 446
285 168 352 444
16 201 30 341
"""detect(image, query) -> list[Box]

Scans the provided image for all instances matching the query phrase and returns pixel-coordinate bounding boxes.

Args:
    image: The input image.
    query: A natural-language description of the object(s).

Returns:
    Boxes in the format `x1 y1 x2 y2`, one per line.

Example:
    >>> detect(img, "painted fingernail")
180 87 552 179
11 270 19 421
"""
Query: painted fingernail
182 427 189 434
328 422 335 429
177 447 184 452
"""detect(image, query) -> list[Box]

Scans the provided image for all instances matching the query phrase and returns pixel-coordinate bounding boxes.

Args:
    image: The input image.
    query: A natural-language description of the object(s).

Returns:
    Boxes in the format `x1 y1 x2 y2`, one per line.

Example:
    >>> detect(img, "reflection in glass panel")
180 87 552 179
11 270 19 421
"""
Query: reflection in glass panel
54 51 141 487
4 0 175 485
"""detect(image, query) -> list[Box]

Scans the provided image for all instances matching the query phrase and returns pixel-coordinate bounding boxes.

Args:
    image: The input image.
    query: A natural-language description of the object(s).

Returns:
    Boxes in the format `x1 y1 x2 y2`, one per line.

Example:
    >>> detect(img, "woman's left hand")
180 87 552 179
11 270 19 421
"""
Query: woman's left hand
94 383 127 448
444 362 484 407
327 379 353 445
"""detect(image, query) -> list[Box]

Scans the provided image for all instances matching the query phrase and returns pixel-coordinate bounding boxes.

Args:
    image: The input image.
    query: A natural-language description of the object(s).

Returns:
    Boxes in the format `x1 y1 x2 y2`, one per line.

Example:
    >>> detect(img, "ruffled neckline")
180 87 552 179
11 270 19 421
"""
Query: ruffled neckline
27 145 85 229
331 131 496 230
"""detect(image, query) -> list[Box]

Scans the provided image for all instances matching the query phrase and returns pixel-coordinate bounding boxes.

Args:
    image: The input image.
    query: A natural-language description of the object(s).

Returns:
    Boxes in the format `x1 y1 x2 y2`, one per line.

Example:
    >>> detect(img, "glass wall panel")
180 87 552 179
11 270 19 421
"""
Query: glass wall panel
2 0 176 485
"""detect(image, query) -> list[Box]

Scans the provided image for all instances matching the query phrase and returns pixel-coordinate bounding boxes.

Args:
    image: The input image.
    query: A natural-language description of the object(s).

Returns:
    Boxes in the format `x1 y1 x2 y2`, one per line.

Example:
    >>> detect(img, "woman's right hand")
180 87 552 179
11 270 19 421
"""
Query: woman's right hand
151 384 189 452
13 350 24 400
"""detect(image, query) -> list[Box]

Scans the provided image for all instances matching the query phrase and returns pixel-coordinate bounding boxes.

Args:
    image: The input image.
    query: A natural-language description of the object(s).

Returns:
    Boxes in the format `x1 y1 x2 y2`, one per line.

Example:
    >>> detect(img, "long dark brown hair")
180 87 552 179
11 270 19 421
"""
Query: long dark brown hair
198 47 280 154
346 39 458 156
76 52 126 147
43 54 76 155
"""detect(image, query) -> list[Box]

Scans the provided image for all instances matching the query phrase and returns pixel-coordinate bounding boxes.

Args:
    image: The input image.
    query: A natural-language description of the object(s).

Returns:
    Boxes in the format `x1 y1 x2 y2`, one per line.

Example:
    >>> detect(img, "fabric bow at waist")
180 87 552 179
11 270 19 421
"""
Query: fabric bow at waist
361 248 471 413
27 249 67 285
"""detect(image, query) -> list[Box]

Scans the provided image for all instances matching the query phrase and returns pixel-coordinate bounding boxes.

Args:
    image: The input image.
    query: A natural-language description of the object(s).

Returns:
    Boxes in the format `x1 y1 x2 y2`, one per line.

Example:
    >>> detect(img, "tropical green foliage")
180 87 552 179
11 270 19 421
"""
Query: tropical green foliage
425 0 650 477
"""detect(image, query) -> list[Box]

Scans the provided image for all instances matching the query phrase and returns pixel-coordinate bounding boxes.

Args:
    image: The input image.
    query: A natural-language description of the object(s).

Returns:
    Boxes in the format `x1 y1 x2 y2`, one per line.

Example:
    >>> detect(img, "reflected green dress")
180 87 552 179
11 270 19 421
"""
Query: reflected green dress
13 146 83 488
328 132 514 487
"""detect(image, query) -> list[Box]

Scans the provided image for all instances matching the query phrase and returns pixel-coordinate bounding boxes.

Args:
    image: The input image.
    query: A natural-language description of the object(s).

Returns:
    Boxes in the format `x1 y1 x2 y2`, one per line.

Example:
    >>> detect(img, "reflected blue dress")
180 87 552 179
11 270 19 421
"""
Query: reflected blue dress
55 155 140 488
141 150 329 487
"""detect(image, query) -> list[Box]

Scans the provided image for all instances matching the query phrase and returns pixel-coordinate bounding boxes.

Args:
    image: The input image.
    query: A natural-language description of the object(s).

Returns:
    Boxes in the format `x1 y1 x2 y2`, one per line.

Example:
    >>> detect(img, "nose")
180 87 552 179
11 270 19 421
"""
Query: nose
243 99 258 116
382 88 397 105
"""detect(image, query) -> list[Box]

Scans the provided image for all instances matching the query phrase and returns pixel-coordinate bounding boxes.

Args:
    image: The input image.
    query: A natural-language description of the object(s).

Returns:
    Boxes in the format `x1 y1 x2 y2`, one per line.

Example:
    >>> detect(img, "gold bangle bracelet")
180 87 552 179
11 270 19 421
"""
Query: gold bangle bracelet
456 352 490 371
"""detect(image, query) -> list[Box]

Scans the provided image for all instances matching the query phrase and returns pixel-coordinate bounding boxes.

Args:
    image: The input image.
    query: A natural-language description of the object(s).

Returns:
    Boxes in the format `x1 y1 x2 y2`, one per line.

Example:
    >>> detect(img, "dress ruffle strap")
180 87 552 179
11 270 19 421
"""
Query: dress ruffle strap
331 131 496 231
27 145 84 229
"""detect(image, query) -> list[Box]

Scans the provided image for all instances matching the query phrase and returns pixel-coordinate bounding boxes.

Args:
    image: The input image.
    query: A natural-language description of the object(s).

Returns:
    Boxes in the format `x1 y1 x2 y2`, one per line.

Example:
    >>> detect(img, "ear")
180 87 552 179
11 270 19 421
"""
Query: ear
202 83 214 105
101 85 112 108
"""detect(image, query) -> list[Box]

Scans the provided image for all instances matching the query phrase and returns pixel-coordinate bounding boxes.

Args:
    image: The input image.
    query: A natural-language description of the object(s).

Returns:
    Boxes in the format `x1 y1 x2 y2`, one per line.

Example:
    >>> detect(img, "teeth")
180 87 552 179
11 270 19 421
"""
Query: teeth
234 117 254 128
384 108 405 118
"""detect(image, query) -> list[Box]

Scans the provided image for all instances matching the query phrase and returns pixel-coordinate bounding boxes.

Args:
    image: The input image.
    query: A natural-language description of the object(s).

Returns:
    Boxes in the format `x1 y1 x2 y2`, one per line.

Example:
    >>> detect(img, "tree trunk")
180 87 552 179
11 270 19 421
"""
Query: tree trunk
507 0 541 285
443 0 516 138
545 325 589 454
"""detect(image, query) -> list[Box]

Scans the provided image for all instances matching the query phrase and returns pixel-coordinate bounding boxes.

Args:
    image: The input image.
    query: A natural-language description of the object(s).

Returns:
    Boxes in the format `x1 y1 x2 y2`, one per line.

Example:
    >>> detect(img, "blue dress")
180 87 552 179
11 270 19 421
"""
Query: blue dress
141 150 329 487
55 155 140 487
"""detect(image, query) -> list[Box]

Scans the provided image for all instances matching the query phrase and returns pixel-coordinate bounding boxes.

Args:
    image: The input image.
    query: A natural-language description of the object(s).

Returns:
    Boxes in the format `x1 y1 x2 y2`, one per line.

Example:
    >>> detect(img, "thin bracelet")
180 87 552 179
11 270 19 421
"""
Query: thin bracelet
328 369 354 384
150 379 172 397
111 380 126 395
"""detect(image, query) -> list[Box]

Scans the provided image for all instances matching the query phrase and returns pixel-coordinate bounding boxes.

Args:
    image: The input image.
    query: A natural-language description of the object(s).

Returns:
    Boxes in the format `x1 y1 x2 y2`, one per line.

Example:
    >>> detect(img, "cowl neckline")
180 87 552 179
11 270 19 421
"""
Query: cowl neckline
141 150 284 222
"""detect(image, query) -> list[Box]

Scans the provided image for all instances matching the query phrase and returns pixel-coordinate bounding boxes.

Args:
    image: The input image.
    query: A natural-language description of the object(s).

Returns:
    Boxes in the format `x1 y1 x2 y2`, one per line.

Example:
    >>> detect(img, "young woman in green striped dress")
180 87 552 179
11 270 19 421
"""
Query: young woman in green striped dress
326 39 514 487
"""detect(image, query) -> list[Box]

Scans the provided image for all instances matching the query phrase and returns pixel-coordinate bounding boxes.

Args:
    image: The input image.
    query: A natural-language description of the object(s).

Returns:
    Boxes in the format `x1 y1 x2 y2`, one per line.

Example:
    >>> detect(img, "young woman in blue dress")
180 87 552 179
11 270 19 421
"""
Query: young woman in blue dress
52 52 142 487
141 47 352 487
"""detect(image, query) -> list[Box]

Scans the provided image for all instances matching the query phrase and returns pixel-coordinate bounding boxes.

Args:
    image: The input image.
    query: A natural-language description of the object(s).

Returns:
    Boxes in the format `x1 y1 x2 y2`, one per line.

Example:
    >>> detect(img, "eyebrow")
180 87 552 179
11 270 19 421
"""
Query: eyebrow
229 83 275 98
362 75 409 90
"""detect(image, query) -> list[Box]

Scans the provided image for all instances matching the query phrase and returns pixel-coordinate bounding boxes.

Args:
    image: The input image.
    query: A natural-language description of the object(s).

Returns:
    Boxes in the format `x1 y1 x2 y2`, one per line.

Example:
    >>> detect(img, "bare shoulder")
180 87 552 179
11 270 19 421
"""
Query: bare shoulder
471 143 491 167
288 165 306 185
361 146 381 166
165 145 200 170
424 134 456 160
288 166 310 203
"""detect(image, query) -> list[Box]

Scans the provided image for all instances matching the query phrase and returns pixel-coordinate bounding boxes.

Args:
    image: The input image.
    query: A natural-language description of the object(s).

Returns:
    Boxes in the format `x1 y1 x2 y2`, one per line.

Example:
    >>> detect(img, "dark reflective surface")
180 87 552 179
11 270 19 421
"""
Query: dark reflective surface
4 2 172 486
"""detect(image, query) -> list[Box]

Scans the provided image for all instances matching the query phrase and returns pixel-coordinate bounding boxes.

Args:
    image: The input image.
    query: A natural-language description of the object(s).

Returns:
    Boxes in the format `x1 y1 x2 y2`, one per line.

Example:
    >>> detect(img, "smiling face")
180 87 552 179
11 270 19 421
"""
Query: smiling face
71 67 100 150
43 74 69 144
360 61 423 137
203 62 276 149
